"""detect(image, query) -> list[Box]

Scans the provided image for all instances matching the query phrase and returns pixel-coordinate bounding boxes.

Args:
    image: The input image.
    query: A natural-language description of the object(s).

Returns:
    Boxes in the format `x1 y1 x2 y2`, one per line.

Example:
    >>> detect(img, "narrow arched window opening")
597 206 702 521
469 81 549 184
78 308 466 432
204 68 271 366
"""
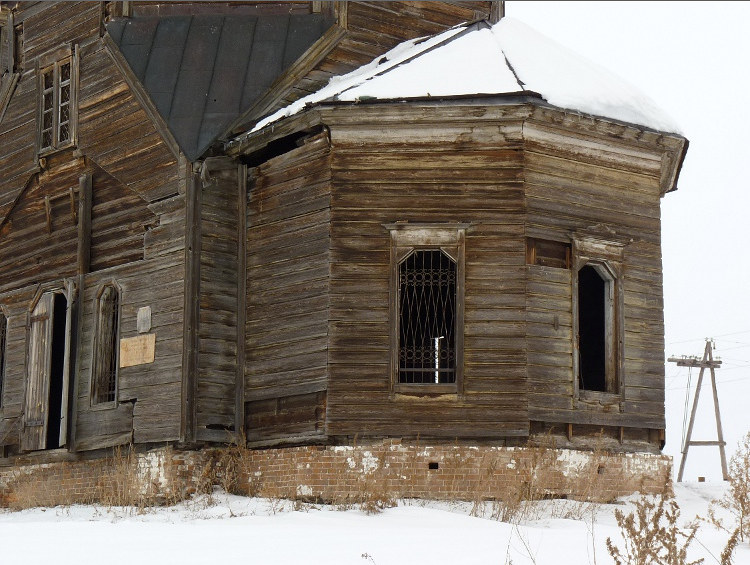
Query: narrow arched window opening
92 285 119 404
577 263 618 393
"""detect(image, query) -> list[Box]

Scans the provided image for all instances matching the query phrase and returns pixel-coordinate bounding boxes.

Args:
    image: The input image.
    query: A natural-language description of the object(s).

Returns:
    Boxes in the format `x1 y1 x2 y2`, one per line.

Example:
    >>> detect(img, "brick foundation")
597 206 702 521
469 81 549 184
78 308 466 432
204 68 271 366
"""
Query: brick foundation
0 441 672 509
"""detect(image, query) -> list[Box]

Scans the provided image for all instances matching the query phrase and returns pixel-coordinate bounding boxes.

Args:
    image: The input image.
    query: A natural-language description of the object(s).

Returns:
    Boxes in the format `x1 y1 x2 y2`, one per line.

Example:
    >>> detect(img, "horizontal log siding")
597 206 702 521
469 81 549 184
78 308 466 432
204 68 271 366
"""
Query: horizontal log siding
78 41 181 202
0 3 102 221
21 2 101 63
76 196 186 449
0 2 185 451
90 166 156 272
326 117 528 439
245 134 331 443
0 159 82 292
0 68 37 223
523 118 667 430
195 166 239 441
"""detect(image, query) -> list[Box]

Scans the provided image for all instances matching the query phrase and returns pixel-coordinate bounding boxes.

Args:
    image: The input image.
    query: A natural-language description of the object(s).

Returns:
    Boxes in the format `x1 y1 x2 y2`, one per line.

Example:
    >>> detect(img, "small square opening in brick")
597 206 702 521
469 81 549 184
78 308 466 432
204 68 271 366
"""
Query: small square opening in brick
428 462 439 470
597 464 605 475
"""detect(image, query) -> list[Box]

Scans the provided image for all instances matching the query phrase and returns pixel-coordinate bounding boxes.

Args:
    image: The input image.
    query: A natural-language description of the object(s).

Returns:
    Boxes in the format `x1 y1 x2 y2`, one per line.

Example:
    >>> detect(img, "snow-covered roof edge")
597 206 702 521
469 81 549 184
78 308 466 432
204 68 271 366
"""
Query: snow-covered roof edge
240 17 683 138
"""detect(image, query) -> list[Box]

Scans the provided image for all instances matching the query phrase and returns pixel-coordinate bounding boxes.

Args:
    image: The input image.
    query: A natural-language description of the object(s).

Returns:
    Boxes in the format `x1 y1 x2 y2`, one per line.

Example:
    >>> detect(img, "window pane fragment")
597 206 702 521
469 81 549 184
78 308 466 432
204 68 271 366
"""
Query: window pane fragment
59 123 69 143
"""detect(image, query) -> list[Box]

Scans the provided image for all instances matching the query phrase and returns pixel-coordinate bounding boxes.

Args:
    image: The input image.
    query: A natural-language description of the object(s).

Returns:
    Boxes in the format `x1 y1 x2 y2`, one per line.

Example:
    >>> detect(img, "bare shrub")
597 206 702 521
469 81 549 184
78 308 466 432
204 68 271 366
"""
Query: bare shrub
606 489 703 565
707 431 750 564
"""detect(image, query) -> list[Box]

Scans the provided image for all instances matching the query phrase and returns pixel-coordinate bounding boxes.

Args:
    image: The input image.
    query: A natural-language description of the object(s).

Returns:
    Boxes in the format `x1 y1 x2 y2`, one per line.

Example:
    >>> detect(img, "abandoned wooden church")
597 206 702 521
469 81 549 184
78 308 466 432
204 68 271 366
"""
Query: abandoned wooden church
0 1 687 465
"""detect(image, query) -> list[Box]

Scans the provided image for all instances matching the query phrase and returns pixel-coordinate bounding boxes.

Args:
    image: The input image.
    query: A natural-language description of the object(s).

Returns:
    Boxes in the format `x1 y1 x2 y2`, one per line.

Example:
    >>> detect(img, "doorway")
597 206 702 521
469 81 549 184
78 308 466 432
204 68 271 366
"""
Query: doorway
21 286 75 451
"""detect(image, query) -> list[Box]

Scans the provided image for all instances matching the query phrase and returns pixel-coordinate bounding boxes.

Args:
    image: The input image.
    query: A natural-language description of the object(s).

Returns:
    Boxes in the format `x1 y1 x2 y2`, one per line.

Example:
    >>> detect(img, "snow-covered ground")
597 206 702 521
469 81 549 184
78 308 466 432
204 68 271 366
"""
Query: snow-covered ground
0 482 745 564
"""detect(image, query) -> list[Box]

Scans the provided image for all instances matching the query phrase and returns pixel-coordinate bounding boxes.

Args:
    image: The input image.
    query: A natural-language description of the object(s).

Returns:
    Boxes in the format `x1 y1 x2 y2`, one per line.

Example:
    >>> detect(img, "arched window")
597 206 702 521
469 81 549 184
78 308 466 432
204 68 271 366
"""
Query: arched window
398 250 457 384
92 284 120 404
576 262 617 394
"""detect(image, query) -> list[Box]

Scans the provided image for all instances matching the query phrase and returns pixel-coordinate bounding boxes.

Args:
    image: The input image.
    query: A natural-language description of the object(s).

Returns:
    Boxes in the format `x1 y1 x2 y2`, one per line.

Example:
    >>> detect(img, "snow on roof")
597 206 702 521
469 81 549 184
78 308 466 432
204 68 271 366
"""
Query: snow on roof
251 18 681 135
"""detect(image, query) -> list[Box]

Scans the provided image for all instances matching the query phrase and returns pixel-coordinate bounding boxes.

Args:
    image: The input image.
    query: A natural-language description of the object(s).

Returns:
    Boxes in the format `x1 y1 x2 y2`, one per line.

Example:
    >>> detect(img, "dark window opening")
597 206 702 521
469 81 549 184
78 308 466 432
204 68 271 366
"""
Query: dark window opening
45 293 68 449
526 238 571 269
578 265 607 392
0 312 6 406
92 285 119 404
398 250 456 384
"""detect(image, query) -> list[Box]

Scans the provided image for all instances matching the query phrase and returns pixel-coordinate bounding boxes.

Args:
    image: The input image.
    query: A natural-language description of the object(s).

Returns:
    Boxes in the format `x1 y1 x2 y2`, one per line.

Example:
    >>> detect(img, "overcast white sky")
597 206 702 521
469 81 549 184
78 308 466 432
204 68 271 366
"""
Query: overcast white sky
508 1 750 480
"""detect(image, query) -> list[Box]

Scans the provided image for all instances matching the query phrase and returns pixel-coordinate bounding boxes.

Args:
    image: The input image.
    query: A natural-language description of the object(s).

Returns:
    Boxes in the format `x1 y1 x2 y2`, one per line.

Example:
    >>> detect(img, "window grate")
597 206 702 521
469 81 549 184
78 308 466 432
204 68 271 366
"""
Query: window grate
93 286 119 404
398 250 456 384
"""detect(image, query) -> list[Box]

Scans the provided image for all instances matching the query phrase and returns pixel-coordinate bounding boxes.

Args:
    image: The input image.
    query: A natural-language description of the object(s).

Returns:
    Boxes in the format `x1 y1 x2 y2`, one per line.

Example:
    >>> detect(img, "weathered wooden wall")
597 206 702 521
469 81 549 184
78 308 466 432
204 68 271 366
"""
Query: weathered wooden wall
194 160 241 442
245 132 331 444
0 2 103 225
0 2 186 452
74 18 185 449
325 104 529 440
523 108 673 431
239 100 683 446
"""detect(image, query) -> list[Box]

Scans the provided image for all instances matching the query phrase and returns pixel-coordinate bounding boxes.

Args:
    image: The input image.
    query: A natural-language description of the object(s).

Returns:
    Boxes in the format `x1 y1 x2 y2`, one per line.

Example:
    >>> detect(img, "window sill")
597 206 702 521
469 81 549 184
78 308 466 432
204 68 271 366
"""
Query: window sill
393 383 458 397
89 400 118 411
38 141 77 160
577 390 622 411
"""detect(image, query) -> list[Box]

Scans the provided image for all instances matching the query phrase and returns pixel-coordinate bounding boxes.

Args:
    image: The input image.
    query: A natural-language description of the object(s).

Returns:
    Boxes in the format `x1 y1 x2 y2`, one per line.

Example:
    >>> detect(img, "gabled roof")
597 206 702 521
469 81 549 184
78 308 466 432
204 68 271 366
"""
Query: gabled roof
250 18 681 136
107 13 334 160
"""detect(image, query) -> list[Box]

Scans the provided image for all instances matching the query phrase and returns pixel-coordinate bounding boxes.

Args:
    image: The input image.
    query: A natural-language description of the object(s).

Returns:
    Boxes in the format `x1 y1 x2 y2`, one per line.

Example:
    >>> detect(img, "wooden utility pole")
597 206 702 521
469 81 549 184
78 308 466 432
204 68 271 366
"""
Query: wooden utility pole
668 340 729 482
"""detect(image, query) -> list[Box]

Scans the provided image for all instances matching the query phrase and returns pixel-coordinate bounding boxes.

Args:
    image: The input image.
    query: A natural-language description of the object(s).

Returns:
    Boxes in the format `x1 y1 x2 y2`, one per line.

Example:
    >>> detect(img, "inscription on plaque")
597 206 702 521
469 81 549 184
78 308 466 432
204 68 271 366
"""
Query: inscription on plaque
119 333 156 368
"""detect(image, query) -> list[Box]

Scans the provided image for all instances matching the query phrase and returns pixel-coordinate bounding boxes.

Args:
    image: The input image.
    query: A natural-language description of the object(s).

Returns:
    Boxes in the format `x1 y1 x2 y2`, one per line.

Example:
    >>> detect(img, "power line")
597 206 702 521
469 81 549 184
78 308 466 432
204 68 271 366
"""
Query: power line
666 329 750 346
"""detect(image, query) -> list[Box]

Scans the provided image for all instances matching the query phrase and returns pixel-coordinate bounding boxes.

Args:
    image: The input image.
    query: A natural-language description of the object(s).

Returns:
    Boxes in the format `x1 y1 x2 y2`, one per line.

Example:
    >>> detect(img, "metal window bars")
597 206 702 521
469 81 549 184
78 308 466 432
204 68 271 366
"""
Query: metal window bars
398 250 456 384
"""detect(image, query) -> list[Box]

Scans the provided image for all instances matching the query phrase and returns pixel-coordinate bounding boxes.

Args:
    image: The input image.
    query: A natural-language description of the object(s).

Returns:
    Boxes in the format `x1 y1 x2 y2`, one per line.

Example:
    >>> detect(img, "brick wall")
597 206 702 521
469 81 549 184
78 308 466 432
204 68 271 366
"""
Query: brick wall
0 442 671 509
241 441 671 504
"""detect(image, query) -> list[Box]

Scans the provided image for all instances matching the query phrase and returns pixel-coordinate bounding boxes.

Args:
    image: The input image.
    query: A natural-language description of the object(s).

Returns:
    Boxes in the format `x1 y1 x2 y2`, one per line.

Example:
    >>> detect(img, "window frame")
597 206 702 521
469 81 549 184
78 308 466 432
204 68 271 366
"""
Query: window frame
385 223 467 396
37 45 77 156
90 282 122 408
571 236 625 405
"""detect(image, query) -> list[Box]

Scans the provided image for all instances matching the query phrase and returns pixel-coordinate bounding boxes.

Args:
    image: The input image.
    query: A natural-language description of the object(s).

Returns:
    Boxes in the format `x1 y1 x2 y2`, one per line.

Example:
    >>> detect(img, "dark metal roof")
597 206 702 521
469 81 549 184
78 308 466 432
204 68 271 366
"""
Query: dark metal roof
107 13 333 160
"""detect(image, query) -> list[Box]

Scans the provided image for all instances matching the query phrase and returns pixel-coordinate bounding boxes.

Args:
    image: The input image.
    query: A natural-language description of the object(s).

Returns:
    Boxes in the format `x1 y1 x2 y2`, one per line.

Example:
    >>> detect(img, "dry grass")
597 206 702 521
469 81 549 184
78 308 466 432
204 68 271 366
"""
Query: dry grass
3 444 188 511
